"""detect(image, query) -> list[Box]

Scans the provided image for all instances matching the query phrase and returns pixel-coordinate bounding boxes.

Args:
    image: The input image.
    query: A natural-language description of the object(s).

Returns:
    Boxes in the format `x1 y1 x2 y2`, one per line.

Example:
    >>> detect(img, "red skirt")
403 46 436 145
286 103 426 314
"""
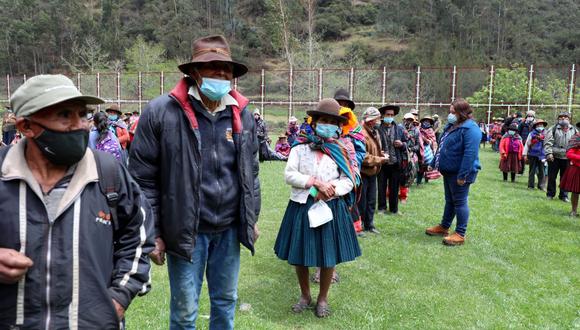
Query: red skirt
560 165 580 193
499 153 521 173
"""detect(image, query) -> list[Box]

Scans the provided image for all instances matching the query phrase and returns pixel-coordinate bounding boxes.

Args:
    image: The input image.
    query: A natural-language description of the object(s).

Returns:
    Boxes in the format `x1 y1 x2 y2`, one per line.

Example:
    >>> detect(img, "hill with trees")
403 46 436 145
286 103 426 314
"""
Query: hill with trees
1 0 578 75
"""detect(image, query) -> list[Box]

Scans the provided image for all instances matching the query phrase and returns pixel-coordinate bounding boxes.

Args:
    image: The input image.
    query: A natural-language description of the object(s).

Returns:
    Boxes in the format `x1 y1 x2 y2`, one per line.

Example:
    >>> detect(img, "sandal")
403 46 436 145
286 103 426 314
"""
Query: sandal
310 269 320 283
291 299 313 313
315 303 331 318
331 270 340 284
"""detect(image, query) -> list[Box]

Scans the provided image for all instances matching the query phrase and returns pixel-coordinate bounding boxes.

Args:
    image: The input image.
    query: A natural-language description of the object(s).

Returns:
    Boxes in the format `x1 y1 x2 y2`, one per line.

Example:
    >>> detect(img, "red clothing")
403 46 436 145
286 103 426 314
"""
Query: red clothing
116 126 130 149
499 136 523 161
566 148 580 167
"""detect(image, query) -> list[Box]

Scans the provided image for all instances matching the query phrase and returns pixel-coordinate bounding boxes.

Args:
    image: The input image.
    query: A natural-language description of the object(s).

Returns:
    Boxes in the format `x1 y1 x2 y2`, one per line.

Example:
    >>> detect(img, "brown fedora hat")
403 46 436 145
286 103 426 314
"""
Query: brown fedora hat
178 35 248 78
333 88 355 110
105 104 122 114
533 119 547 128
378 104 400 115
307 98 348 124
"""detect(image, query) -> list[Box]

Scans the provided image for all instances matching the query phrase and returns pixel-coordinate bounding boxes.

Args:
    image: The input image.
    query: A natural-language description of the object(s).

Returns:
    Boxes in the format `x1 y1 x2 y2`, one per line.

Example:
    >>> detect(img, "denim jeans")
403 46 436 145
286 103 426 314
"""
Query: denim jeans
167 227 240 330
440 174 472 236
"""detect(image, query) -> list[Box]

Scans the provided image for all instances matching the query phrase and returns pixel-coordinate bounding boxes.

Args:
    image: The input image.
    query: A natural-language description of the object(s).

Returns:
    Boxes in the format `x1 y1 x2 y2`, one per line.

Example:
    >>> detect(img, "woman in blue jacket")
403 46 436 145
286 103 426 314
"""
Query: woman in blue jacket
425 99 481 245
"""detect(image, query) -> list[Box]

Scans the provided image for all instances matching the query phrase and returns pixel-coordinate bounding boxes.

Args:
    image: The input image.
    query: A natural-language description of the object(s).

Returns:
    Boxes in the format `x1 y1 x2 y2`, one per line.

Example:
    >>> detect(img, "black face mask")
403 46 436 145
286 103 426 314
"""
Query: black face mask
30 121 89 166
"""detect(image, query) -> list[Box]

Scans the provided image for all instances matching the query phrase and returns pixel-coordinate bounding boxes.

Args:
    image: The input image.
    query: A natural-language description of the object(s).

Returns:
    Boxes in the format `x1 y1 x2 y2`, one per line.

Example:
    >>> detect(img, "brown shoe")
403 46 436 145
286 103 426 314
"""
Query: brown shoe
443 232 465 246
425 225 449 236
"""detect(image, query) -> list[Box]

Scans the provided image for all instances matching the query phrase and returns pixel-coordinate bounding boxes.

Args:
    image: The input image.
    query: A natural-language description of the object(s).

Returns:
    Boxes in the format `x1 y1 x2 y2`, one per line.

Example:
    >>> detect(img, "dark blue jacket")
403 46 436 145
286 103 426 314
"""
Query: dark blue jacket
438 119 482 182
378 122 409 165
129 78 261 259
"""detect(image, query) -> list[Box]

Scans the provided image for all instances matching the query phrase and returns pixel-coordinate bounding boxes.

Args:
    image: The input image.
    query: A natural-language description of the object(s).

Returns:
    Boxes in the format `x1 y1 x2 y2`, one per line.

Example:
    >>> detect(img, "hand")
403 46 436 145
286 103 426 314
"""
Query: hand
457 179 466 186
547 154 554 162
394 140 403 148
0 248 33 284
112 299 125 320
149 237 166 266
381 155 390 164
314 180 335 201
253 224 260 242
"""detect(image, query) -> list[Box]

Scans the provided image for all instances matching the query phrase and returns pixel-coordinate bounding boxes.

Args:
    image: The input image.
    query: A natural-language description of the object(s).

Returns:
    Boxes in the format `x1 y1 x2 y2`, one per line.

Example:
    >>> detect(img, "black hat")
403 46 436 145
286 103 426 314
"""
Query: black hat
378 104 400 115
333 88 355 110
307 98 348 124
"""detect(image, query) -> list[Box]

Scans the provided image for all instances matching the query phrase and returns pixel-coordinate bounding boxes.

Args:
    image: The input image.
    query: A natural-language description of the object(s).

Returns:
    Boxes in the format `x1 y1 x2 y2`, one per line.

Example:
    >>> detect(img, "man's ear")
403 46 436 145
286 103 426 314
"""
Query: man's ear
16 118 36 139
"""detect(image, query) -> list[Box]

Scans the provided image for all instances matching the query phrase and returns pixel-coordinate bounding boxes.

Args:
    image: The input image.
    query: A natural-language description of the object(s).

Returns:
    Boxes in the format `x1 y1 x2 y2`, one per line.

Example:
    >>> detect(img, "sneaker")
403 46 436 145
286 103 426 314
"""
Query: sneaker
569 211 578 217
425 225 449 236
547 196 554 200
443 232 465 246
561 196 570 203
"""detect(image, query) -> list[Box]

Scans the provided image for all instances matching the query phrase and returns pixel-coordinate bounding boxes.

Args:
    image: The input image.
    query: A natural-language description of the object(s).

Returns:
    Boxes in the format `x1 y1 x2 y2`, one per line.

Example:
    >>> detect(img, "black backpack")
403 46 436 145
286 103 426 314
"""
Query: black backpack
93 150 121 231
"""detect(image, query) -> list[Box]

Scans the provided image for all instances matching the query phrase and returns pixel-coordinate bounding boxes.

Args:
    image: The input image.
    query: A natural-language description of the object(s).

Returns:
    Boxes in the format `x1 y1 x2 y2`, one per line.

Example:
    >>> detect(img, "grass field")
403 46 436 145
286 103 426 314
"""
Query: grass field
126 148 580 329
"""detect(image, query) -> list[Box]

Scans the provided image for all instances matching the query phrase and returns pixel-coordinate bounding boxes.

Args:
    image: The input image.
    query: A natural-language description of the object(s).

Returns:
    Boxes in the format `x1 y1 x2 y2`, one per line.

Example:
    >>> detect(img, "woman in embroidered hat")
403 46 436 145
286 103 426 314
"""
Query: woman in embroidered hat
274 98 361 318
129 35 260 330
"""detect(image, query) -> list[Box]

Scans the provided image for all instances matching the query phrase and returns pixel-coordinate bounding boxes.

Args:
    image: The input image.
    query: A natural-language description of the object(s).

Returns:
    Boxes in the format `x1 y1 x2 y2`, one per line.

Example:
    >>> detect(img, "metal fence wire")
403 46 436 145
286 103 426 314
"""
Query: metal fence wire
1 65 577 124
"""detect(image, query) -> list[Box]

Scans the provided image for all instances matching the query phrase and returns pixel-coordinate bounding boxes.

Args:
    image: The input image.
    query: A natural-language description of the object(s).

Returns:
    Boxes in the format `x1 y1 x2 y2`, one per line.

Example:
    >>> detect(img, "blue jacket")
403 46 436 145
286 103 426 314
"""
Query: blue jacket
438 119 482 182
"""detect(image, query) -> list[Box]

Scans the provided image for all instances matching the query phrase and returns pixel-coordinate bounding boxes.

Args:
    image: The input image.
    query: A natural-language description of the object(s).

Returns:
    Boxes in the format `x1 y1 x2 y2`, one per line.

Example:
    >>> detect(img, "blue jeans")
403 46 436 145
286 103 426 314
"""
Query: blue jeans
167 227 240 330
440 174 471 236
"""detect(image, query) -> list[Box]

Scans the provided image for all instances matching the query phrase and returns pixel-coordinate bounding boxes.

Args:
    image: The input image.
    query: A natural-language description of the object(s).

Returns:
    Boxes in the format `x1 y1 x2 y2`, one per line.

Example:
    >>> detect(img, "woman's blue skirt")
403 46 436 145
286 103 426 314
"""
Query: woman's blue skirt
274 197 361 268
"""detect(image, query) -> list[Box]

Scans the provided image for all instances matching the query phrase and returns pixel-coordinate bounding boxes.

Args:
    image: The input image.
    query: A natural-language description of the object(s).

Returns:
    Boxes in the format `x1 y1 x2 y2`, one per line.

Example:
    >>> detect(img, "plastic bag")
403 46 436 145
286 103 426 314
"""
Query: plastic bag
308 200 333 228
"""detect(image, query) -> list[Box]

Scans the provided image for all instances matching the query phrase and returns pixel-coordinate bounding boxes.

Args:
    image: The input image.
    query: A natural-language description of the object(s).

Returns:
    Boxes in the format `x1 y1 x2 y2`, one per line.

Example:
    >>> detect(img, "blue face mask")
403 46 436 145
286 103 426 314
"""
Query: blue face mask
383 117 394 124
508 130 516 136
447 113 457 124
199 77 231 101
315 123 340 139
421 123 431 129
536 126 545 132
108 115 118 121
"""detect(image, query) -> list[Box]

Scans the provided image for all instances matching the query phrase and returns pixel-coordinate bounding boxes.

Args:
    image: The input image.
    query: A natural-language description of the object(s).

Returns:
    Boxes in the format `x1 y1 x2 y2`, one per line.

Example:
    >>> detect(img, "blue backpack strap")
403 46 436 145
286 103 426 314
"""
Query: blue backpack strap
93 150 121 231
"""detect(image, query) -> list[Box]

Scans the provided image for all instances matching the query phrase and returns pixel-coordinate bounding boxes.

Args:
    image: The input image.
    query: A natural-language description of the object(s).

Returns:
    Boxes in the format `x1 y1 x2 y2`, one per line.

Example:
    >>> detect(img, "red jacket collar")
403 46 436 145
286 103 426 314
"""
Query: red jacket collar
169 78 249 133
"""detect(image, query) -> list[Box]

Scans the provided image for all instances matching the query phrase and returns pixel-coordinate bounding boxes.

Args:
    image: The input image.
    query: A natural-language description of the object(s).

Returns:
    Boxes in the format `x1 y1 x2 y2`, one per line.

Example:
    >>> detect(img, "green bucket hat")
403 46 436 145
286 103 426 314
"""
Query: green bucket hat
10 74 104 117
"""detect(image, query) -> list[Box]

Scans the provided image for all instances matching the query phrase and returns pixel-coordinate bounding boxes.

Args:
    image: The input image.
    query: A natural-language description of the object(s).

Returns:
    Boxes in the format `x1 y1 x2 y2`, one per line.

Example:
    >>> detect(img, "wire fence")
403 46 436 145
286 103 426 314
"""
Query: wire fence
1 64 577 125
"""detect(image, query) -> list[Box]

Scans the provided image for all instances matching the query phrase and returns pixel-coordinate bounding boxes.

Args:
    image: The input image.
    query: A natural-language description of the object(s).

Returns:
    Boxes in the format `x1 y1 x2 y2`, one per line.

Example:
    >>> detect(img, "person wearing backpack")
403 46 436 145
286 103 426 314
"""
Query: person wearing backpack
544 112 578 202
0 74 154 329
89 111 125 162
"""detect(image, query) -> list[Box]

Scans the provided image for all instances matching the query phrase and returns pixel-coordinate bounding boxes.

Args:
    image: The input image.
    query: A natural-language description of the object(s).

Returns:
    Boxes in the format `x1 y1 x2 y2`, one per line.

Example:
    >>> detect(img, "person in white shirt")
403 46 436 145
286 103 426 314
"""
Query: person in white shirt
274 98 361 318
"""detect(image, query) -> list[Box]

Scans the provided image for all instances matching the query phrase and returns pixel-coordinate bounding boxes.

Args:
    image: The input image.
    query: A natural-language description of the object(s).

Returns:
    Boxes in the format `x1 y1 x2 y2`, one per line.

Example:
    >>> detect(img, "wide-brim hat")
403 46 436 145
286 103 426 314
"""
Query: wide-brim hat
307 98 347 124
10 74 104 117
333 88 355 110
420 116 435 125
533 119 547 128
403 112 415 120
105 104 122 114
178 35 248 78
378 104 400 115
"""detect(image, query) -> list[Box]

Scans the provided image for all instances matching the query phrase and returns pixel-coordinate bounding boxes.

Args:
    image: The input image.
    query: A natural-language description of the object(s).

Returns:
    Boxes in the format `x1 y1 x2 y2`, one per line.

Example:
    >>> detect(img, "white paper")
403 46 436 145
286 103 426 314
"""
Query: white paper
308 200 334 228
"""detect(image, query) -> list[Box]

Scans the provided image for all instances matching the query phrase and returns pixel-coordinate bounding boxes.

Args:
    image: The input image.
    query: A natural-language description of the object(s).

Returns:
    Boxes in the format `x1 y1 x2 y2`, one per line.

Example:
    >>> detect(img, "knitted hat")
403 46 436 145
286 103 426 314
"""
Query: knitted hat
362 107 381 122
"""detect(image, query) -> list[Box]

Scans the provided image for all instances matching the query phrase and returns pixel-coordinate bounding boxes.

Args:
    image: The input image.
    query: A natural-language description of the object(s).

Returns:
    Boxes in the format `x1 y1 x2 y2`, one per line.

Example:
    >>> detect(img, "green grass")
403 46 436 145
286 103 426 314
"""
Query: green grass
126 148 580 329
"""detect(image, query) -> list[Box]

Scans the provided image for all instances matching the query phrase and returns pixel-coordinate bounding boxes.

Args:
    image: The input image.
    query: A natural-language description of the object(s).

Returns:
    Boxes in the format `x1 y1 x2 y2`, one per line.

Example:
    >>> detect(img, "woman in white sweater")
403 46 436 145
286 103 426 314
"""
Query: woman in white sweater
274 98 361 318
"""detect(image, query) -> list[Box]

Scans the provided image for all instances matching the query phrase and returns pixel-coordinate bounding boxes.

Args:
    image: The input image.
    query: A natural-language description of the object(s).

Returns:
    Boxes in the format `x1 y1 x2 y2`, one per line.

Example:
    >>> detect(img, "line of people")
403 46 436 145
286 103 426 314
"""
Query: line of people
490 110 580 216
0 35 483 329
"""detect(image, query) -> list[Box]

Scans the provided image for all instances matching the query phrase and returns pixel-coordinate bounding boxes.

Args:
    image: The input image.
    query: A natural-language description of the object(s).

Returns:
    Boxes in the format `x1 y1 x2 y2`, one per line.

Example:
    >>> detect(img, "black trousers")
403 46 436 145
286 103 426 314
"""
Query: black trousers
547 158 569 198
527 156 545 189
377 163 401 213
358 174 378 230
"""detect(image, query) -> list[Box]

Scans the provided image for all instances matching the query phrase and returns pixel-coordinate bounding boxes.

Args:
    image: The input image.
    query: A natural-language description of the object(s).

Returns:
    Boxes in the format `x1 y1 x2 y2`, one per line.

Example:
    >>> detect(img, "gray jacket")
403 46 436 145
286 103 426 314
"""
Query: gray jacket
0 142 154 329
544 124 578 159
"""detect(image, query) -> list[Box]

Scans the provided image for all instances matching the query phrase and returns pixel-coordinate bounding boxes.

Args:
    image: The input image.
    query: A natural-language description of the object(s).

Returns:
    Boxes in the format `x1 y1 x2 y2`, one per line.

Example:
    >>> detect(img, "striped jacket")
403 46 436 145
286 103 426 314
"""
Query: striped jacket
0 141 154 330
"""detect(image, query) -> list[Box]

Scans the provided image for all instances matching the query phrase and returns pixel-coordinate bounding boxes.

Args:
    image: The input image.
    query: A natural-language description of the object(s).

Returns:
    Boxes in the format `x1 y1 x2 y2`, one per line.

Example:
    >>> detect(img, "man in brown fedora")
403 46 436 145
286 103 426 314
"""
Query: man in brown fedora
129 35 260 330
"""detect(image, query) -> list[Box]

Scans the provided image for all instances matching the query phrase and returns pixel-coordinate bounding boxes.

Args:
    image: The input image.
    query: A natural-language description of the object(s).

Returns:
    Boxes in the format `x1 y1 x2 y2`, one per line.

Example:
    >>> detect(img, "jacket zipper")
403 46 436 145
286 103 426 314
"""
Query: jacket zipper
45 221 53 330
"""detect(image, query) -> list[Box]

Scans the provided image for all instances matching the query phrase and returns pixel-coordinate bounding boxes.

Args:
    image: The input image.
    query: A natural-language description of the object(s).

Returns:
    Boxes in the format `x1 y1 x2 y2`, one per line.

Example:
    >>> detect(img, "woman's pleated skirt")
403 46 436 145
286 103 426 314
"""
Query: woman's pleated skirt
274 197 361 268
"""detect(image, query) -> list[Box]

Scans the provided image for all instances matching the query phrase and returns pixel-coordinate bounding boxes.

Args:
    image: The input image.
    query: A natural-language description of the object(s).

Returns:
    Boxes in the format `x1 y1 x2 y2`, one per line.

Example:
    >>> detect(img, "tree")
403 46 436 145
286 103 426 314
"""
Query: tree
126 35 166 72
